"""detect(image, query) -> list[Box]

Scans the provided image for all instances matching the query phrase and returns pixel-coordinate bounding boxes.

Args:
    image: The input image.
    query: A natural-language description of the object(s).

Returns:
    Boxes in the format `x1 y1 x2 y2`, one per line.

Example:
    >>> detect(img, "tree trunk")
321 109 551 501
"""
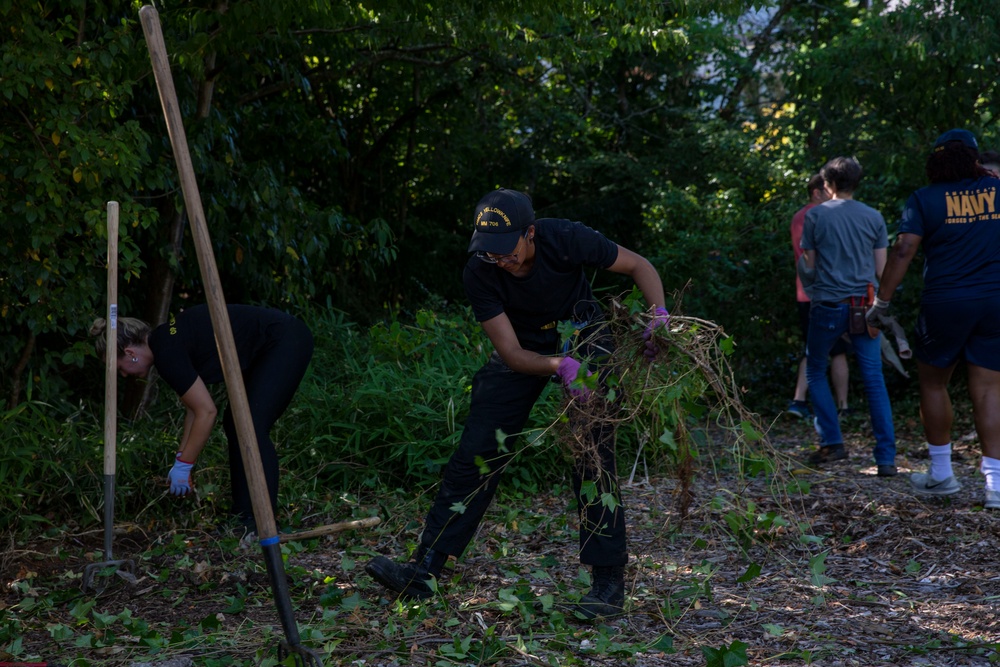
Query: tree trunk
6 329 36 410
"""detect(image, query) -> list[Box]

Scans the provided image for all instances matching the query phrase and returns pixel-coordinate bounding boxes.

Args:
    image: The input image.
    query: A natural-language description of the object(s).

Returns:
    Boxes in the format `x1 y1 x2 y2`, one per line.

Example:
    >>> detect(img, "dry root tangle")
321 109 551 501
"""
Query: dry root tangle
553 292 774 520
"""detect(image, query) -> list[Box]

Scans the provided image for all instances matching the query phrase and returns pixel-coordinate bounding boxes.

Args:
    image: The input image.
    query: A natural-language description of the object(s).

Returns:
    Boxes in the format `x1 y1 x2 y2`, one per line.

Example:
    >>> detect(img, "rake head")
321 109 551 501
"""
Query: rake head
81 557 137 593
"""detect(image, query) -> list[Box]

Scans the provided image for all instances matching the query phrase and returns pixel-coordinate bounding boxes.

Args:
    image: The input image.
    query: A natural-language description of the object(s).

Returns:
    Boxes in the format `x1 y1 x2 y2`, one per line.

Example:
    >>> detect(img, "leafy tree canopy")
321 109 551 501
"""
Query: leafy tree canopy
2 0 998 409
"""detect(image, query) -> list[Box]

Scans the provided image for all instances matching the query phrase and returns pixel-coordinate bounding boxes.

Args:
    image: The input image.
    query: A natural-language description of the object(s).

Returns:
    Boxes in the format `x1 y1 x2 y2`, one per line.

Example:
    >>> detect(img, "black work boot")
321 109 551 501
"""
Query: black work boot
365 548 446 600
571 565 625 620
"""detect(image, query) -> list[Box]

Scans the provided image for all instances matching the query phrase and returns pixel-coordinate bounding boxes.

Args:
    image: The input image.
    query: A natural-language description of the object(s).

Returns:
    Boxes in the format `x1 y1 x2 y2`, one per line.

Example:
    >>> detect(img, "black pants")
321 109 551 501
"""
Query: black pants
420 339 627 567
221 316 314 526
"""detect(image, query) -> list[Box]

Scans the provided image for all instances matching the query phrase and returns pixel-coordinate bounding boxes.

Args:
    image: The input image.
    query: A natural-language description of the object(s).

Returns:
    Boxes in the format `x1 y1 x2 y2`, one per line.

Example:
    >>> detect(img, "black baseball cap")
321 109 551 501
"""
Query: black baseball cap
933 128 978 151
467 188 534 255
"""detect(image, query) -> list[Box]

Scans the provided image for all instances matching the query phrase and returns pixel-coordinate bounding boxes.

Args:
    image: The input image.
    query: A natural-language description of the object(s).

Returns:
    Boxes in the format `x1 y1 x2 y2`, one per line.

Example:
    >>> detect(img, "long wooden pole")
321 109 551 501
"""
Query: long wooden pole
138 5 273 540
82 202 138 592
103 201 119 557
139 7 319 664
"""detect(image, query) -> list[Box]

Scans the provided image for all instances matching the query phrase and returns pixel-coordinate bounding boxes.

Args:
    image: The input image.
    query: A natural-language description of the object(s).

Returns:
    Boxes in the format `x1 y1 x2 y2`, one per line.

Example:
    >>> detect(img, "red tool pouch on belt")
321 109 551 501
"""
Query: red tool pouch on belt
848 284 879 338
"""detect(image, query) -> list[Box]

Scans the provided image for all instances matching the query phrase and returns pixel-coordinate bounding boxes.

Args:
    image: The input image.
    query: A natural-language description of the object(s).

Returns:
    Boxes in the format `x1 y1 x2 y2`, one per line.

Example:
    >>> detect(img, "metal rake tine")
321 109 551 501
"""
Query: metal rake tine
115 570 138 585
300 648 324 667
82 561 116 593
82 558 138 594
278 640 324 667
81 564 99 593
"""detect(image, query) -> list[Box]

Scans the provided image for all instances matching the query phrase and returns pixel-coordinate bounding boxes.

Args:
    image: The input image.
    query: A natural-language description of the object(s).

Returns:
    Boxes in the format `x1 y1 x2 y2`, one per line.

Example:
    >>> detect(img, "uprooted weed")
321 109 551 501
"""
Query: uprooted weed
552 291 800 527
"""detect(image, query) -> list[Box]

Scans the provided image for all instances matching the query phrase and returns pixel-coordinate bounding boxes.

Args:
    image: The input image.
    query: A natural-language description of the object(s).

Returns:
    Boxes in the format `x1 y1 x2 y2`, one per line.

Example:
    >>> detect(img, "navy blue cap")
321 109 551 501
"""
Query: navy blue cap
933 128 978 151
467 188 534 254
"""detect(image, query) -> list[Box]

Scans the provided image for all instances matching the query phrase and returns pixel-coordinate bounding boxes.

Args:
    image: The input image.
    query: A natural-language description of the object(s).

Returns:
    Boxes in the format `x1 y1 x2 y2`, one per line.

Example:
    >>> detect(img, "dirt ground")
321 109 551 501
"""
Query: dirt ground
3 408 999 666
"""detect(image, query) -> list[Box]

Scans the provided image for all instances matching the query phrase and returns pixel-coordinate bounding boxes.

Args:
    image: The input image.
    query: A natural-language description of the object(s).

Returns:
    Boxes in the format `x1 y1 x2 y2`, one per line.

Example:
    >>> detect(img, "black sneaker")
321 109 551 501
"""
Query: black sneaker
806 444 847 465
876 464 897 477
568 565 625 620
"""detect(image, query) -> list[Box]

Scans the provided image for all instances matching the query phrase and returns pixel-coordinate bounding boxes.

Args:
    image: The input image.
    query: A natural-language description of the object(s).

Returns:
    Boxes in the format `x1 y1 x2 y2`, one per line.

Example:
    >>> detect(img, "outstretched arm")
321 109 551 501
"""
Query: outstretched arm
876 233 921 301
606 246 666 310
480 311 592 398
481 313 562 376
177 377 218 463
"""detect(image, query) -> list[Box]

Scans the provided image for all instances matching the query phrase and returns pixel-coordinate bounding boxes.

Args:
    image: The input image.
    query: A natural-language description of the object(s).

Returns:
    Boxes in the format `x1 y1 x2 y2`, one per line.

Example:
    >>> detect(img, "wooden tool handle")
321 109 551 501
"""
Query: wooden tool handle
139 6 276 539
279 516 381 543
104 201 119 476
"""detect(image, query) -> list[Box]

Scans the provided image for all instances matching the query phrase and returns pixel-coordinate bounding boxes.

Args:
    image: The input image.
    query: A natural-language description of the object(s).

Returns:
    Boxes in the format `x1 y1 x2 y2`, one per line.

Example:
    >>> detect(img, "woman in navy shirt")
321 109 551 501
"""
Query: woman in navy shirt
92 304 313 533
870 129 1000 510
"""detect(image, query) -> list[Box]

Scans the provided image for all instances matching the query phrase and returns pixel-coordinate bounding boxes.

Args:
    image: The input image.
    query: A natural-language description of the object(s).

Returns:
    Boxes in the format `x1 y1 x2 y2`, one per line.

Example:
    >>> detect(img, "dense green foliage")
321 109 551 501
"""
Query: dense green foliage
3 0 1000 516
5 6 1000 664
2 302 726 534
5 0 999 413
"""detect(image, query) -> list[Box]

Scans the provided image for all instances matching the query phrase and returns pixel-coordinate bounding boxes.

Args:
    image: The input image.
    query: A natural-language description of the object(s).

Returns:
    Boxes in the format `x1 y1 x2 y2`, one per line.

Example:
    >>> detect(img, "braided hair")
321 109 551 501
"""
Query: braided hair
926 141 992 183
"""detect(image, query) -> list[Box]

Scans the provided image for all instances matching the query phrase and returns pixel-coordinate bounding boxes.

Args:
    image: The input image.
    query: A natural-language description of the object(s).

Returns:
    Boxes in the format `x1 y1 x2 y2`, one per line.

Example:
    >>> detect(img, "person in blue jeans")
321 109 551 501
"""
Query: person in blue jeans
798 156 897 476
787 172 850 420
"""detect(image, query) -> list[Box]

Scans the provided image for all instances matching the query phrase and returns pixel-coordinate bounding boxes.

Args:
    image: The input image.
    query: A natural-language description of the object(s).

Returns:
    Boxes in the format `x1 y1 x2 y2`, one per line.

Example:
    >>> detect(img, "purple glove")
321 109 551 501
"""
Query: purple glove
168 454 194 496
556 356 592 399
642 307 670 361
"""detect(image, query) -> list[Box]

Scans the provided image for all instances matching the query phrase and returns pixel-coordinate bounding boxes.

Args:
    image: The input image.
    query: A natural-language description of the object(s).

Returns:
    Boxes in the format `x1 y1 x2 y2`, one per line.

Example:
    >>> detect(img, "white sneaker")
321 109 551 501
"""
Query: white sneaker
985 490 1000 509
909 472 961 496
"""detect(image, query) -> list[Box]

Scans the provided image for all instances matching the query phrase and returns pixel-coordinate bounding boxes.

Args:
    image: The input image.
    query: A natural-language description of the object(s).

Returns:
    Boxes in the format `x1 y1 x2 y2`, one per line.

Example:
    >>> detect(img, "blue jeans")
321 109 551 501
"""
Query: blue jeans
806 302 896 465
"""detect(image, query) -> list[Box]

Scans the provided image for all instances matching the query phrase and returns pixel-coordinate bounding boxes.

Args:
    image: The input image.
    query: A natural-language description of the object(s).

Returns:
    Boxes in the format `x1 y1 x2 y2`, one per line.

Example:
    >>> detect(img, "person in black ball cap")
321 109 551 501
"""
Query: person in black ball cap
366 187 670 619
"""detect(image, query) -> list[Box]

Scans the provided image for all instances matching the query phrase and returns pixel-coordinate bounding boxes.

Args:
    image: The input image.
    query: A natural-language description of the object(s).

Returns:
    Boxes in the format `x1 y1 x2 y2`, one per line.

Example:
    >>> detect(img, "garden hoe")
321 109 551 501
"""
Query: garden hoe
140 6 322 665
82 201 138 594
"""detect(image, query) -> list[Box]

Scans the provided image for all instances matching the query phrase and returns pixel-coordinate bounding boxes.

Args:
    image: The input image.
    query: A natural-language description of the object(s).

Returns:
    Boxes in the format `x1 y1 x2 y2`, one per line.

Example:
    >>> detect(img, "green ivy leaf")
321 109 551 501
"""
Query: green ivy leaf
649 634 675 653
736 562 762 583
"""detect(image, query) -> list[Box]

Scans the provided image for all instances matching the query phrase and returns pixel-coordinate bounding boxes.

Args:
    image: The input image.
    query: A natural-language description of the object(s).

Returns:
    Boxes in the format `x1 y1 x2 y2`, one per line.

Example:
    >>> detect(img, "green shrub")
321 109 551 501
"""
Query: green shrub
281 307 566 498
0 401 98 531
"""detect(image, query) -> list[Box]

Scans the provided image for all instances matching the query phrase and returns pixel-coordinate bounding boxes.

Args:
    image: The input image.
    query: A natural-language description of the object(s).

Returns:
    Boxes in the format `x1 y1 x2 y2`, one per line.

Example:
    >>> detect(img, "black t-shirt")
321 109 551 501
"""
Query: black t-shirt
148 304 292 396
463 217 619 354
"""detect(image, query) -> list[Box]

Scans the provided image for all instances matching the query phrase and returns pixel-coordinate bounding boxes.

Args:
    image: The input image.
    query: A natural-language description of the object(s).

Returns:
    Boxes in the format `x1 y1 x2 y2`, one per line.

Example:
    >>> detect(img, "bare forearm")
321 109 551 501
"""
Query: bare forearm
877 234 920 301
178 408 215 462
501 348 563 376
607 247 667 310
873 247 887 282
632 258 666 310
482 313 569 377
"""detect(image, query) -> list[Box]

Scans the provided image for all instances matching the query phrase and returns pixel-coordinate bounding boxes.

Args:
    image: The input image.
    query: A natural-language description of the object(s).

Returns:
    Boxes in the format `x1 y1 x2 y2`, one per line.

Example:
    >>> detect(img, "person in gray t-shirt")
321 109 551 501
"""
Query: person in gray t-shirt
799 156 896 476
